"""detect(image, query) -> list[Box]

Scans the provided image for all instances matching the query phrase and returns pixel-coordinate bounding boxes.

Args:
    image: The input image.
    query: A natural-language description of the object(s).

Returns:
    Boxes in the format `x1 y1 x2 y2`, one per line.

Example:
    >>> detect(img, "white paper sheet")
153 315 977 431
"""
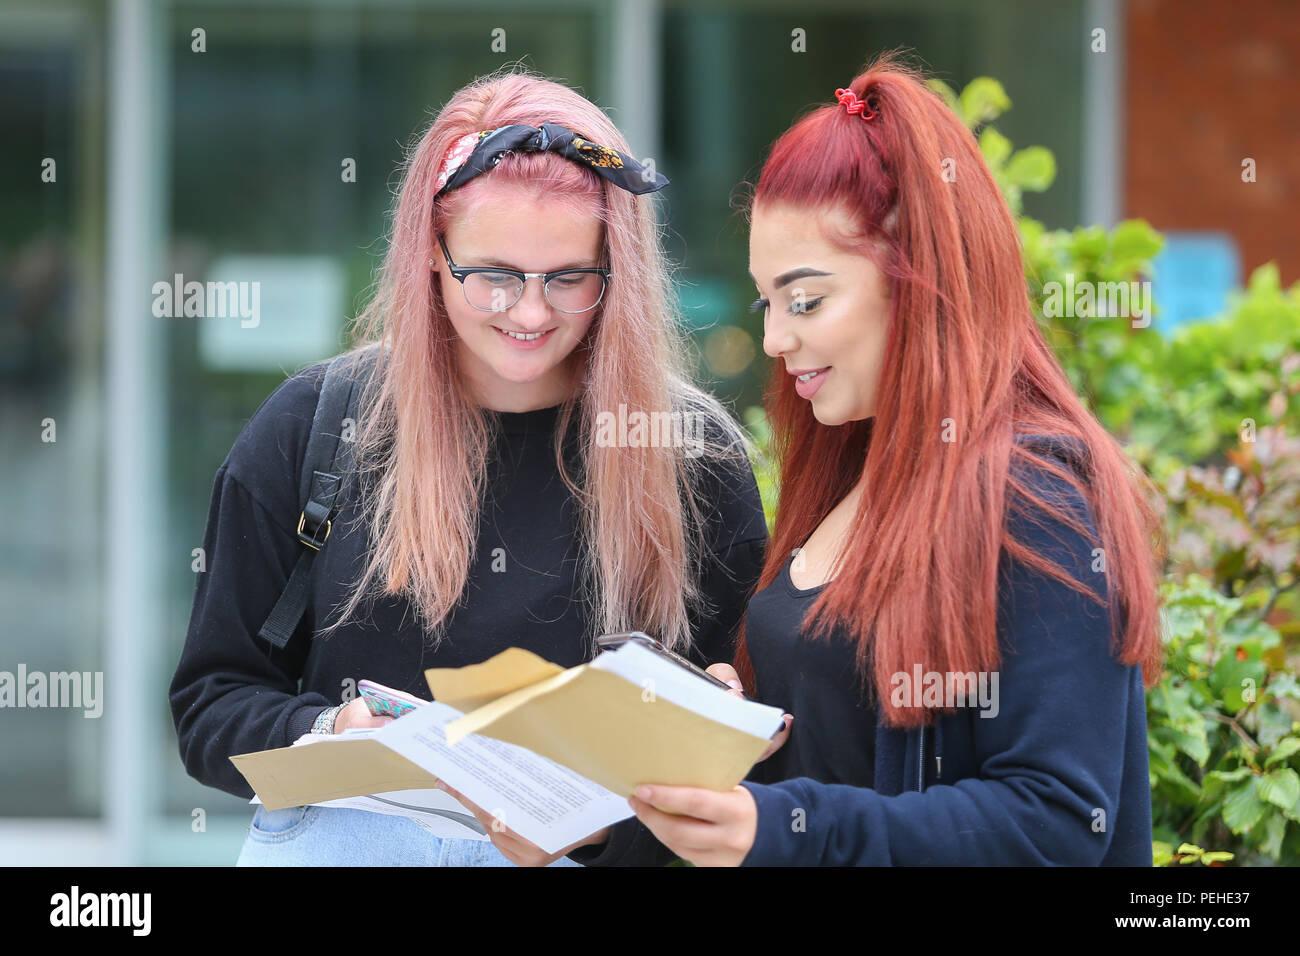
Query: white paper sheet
590 641 785 738
244 643 780 855
373 701 631 854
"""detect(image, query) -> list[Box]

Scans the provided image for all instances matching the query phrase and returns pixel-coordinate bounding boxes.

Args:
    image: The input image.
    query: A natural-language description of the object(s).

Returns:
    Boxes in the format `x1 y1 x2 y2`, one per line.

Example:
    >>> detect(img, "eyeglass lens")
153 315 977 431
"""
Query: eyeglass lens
463 271 605 314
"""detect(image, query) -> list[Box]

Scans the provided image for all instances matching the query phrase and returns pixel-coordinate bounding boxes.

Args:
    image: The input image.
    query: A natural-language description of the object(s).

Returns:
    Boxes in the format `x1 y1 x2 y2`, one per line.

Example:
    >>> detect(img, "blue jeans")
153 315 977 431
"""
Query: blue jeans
235 804 583 867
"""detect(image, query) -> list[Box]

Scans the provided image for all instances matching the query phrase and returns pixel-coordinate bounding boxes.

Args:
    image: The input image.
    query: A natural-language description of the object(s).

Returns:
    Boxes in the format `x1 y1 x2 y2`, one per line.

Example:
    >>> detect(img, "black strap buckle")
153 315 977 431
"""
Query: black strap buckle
296 510 332 550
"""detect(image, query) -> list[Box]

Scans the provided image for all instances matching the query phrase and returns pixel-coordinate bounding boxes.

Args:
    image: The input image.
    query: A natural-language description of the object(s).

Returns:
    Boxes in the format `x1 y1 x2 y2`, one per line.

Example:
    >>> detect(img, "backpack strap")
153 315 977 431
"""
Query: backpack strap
257 351 373 649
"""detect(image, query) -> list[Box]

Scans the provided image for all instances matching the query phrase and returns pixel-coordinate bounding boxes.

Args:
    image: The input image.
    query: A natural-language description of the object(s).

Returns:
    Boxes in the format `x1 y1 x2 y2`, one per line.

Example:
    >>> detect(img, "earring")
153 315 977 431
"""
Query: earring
428 258 435 267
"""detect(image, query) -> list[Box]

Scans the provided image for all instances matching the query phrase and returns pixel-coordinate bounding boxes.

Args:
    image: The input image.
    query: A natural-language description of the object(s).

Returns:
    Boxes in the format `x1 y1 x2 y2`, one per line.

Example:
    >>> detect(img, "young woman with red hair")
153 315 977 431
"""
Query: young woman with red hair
571 52 1163 867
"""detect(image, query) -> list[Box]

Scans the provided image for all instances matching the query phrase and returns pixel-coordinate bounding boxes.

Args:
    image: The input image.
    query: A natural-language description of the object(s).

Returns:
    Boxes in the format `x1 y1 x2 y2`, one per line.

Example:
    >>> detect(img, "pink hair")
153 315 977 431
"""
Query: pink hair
320 63 752 654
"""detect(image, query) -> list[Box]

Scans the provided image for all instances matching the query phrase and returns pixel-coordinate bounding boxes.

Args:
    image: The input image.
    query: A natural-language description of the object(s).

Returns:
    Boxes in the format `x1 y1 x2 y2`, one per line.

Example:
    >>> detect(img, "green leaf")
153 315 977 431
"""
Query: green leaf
1068 225 1110 262
1148 738 1203 802
926 78 960 115
1154 725 1211 767
958 77 1011 128
1221 776 1266 833
978 127 1012 168
1247 261 1281 296
1004 146 1056 192
1258 813 1288 857
1210 655 1268 712
1110 219 1164 264
1259 768 1300 821
1268 674 1300 702
1201 766 1252 805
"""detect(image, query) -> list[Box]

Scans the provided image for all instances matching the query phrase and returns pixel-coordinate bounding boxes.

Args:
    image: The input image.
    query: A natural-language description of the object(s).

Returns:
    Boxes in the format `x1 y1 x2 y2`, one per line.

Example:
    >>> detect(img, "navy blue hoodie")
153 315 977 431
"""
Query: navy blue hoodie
568 438 1154 866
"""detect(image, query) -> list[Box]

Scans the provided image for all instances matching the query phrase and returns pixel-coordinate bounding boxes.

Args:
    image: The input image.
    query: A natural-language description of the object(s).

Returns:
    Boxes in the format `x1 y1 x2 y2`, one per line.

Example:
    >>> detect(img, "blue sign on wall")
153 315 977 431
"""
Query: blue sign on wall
1150 232 1241 333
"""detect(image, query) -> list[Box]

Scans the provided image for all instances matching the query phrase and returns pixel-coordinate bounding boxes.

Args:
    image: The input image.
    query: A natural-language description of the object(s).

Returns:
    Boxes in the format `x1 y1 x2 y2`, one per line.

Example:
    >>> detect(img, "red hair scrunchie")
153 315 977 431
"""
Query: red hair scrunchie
834 87 878 122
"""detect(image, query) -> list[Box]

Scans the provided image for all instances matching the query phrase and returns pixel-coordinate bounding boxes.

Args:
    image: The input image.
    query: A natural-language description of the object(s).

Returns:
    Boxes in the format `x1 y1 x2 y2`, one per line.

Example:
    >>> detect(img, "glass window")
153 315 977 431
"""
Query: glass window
0 4 106 819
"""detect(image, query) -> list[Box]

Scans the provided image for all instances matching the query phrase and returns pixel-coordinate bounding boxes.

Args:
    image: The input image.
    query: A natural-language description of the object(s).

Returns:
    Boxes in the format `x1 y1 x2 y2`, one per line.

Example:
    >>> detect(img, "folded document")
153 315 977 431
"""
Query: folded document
231 642 784 854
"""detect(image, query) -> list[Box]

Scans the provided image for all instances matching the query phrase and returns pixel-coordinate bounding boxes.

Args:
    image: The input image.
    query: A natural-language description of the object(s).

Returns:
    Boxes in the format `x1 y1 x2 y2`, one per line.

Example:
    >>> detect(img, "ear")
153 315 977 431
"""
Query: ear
881 203 900 235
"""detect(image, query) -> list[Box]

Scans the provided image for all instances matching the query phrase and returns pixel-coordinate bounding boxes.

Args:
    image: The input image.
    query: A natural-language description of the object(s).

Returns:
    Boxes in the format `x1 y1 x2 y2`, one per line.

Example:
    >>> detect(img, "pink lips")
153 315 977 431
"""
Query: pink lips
493 326 556 351
792 367 830 399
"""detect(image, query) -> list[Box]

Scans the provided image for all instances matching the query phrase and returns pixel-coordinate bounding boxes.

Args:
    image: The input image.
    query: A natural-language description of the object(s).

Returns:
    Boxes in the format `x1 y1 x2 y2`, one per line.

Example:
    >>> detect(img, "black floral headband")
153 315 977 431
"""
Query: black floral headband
433 121 669 198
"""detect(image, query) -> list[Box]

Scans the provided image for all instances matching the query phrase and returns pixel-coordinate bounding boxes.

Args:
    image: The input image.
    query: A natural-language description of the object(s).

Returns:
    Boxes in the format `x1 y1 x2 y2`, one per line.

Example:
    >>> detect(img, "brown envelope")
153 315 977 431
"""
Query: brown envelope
427 649 771 797
232 647 771 810
230 738 438 811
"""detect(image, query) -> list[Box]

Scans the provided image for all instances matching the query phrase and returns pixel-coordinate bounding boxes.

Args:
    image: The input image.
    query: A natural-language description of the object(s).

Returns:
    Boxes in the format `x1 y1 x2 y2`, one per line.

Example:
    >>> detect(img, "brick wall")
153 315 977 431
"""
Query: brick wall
1125 0 1300 283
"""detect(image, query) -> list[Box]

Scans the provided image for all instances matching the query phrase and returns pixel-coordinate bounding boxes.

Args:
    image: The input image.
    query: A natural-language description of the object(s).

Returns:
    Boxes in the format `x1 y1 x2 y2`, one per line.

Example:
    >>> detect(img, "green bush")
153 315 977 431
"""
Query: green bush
1123 268 1300 476
1152 576 1300 864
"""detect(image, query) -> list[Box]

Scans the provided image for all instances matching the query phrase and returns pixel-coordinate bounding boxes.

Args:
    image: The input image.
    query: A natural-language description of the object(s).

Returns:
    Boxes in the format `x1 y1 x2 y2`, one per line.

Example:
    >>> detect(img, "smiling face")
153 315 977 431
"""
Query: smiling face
436 187 605 412
749 201 893 426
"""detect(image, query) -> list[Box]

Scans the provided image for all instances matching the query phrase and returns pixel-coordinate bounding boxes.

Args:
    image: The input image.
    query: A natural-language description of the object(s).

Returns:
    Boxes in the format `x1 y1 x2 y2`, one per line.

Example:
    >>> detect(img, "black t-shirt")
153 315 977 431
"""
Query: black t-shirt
169 361 768 799
744 550 876 788
571 546 881 868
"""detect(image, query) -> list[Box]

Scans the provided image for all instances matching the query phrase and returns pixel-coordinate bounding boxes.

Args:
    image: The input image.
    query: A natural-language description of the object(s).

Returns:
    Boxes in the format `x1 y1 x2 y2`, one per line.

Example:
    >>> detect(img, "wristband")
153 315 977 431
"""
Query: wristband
312 704 343 735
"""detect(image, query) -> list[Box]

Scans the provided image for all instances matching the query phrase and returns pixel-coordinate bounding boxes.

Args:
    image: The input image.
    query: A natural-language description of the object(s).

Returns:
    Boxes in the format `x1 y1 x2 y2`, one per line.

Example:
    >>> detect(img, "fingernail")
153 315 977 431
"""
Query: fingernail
636 785 652 800
726 680 743 690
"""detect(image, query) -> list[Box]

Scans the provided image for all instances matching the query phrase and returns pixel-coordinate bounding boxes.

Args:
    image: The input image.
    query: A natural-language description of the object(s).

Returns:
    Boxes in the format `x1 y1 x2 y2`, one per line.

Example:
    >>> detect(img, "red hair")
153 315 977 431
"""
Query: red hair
735 51 1163 727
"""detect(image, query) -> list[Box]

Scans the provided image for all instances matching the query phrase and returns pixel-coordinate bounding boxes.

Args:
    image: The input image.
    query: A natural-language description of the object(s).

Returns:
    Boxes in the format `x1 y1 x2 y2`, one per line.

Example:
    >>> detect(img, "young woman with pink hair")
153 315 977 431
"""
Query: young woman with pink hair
169 65 769 866
574 52 1164 867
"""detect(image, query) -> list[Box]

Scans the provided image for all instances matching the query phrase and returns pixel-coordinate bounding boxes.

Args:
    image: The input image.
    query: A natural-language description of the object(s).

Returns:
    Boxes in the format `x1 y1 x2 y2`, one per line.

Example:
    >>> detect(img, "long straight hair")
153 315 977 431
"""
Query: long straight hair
318 64 752 653
734 51 1163 727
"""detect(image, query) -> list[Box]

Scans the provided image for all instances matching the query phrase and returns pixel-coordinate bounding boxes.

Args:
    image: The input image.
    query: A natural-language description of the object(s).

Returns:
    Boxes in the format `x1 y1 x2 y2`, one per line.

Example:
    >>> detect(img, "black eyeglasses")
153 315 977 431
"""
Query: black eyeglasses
437 234 612 314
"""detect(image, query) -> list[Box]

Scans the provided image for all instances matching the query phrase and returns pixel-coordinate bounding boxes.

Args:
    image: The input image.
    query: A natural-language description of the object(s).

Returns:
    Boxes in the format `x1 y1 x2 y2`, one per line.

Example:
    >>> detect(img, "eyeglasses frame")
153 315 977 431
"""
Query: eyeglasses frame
436 234 612 315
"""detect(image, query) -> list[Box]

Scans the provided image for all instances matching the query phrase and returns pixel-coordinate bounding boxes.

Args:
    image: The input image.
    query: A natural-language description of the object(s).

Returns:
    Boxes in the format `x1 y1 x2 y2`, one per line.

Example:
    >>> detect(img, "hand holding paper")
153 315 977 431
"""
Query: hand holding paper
628 781 760 867
432 778 612 865
231 642 785 854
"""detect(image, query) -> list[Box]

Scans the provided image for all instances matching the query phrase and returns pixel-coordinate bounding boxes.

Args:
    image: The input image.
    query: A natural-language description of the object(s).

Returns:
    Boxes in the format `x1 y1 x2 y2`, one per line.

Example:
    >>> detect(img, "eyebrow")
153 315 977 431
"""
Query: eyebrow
749 266 835 291
477 255 596 272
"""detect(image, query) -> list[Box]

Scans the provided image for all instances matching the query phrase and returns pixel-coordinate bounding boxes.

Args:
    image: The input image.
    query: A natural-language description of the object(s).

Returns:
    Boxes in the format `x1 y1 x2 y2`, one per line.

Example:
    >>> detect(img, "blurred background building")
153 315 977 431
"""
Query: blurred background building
1 0 1296 864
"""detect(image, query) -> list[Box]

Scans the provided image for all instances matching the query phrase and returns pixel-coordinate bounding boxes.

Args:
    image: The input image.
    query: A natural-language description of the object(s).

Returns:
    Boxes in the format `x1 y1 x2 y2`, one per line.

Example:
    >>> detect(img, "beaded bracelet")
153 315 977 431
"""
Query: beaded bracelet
312 704 343 735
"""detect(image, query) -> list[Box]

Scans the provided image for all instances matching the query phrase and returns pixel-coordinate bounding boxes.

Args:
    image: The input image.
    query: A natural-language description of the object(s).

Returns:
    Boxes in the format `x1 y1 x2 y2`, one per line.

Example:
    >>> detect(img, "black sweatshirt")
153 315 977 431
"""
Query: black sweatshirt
571 436 1155 866
168 361 768 803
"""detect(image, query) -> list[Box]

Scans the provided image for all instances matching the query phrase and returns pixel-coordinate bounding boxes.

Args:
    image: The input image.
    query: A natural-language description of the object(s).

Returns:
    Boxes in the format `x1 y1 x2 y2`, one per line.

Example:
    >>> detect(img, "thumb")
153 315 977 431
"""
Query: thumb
336 699 394 732
706 663 744 696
